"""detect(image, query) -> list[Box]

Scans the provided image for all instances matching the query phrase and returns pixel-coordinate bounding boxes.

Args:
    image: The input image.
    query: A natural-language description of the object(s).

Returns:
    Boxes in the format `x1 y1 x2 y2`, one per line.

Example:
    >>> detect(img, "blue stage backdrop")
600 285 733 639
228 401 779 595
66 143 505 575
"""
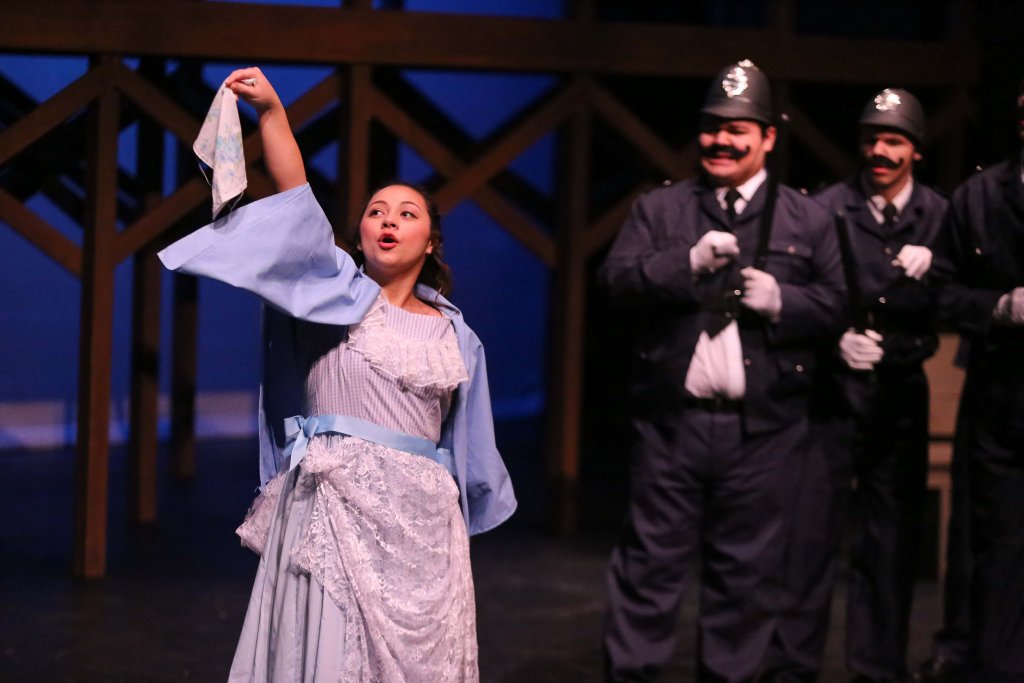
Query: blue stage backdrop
0 0 564 449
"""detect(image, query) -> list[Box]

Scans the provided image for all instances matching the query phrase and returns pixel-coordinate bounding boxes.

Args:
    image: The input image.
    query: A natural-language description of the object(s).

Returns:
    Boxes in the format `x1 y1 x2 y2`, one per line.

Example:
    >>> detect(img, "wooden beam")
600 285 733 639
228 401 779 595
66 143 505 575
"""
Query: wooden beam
111 61 203 146
169 119 200 480
129 244 162 523
785 102 858 180
170 273 198 479
73 56 120 579
433 82 582 212
545 79 592 535
127 58 165 525
583 182 653 256
931 89 973 193
0 60 109 165
0 1 978 87
369 85 557 266
115 177 209 263
0 186 81 275
587 78 691 179
342 65 373 230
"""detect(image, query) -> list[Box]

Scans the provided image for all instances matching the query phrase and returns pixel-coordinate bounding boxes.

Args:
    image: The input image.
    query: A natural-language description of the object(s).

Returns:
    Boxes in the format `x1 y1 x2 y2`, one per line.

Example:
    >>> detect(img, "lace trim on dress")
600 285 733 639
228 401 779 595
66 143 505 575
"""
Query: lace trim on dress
346 295 468 395
237 435 478 682
235 471 287 555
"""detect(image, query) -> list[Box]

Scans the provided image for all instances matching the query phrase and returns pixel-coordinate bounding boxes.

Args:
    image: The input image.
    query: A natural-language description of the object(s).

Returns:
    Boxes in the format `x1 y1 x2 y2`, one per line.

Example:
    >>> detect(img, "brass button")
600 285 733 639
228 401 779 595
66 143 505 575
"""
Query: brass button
744 358 752 366
878 296 887 304
787 245 796 254
795 364 804 372
884 247 892 255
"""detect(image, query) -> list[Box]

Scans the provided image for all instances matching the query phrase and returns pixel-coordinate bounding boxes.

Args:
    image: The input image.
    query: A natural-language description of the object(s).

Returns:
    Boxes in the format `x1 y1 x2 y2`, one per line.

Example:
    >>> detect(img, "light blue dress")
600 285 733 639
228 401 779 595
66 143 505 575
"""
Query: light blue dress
157 184 517 681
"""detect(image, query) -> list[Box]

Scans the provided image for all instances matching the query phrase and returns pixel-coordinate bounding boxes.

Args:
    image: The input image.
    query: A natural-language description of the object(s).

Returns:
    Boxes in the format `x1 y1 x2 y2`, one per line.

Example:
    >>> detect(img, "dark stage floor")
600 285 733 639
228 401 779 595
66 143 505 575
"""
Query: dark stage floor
1 420 943 682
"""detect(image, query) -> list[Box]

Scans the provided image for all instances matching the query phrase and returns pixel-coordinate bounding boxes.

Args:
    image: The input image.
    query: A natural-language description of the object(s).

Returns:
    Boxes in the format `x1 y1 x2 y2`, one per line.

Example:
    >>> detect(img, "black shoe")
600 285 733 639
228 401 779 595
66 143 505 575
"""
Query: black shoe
908 656 965 683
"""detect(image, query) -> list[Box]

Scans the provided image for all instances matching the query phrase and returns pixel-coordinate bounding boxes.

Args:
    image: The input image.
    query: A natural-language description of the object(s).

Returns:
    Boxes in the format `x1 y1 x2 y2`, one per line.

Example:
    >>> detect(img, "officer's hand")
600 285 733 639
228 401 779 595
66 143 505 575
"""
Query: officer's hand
894 245 932 280
993 287 1024 325
839 328 884 370
690 231 739 274
740 267 781 321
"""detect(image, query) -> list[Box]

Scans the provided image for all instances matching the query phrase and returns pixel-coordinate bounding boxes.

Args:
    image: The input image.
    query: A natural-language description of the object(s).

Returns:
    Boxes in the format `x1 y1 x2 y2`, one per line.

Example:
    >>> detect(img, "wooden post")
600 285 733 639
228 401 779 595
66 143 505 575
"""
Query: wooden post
935 0 974 193
170 272 198 479
129 246 163 518
73 56 119 578
170 88 200 478
545 79 589 535
128 58 165 523
341 65 373 231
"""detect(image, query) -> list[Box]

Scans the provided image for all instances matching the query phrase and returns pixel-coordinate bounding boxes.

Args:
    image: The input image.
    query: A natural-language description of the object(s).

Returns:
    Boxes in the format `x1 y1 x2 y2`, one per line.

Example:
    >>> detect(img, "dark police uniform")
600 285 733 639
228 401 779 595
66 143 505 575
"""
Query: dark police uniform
599 162 845 680
932 158 1024 682
767 176 946 682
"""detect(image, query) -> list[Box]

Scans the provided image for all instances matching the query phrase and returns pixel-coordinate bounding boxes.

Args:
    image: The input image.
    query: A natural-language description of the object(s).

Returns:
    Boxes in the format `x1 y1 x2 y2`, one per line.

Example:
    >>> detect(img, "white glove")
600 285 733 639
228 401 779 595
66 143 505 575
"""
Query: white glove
993 287 1024 325
740 267 782 320
894 245 932 280
690 230 739 274
839 328 884 370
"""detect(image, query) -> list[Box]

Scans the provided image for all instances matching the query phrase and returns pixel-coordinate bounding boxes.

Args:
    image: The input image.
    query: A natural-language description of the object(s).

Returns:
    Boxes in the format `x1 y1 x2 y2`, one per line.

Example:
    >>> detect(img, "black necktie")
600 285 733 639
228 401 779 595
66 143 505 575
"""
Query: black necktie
724 188 742 227
702 188 744 337
882 202 898 229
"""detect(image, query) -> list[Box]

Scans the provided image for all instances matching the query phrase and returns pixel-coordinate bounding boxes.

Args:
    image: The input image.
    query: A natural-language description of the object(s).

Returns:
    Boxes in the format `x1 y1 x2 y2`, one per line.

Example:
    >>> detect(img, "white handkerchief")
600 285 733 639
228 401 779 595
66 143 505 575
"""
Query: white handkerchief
193 84 247 218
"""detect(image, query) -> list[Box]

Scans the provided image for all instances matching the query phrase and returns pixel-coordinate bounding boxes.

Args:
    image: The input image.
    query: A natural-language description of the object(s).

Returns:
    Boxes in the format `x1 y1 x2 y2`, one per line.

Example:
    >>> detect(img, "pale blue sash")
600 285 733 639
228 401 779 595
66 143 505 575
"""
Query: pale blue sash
282 413 456 479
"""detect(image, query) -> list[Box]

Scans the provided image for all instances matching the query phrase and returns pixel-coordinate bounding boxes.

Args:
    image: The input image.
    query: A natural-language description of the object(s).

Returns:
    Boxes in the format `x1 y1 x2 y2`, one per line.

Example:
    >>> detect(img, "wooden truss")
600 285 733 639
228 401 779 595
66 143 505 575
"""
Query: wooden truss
0 0 977 576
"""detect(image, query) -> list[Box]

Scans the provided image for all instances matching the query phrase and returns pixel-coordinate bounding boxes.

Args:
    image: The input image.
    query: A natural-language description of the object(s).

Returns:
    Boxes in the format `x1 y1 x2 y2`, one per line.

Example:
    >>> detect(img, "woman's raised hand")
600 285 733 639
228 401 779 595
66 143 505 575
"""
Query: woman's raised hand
224 67 282 116
222 67 306 192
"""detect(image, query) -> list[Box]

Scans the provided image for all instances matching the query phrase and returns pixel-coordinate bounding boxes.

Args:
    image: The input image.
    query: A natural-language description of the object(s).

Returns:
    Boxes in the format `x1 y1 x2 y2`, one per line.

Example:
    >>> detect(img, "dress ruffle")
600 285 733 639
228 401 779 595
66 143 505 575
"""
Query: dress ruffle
234 435 477 682
346 295 468 395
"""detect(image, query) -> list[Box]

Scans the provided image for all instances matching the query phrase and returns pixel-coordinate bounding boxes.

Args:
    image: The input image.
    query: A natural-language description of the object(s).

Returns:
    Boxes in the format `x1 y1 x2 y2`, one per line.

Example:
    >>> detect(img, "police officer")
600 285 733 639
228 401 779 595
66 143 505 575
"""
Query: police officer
930 78 1024 683
765 88 947 683
910 354 972 683
600 60 845 682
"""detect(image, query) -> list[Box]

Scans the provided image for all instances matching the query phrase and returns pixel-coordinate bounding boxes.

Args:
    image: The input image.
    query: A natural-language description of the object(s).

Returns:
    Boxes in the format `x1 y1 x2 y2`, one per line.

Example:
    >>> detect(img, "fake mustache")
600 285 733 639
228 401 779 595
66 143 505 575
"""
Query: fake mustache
700 144 751 160
868 154 902 170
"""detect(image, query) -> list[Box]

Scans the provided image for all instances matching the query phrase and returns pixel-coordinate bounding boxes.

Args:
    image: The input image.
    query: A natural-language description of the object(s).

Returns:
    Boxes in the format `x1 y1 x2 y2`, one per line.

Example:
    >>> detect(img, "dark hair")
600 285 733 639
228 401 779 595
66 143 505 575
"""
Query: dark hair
346 182 453 297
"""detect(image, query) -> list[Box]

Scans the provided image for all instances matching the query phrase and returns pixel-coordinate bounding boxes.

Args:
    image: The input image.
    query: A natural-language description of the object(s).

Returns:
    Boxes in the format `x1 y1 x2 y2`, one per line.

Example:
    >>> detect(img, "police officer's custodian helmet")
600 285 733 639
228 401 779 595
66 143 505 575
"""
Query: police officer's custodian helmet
701 59 773 126
858 88 926 147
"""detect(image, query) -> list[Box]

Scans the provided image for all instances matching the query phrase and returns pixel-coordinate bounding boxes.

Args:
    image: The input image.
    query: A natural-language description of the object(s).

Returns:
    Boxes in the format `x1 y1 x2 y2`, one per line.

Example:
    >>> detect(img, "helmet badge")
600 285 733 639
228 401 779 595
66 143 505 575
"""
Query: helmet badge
722 66 749 98
874 88 902 112
722 59 758 99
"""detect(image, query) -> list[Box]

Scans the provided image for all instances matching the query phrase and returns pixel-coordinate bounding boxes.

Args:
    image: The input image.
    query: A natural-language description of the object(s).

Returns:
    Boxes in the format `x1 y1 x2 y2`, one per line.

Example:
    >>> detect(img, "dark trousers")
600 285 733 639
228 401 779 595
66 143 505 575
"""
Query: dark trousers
965 400 1024 682
604 407 805 683
931 400 972 665
764 369 929 681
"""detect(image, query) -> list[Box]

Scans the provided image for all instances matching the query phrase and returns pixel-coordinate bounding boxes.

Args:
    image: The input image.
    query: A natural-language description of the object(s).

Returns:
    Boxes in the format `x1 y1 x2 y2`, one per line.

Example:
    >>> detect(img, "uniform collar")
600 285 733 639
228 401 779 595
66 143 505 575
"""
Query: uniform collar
715 167 767 214
861 175 914 224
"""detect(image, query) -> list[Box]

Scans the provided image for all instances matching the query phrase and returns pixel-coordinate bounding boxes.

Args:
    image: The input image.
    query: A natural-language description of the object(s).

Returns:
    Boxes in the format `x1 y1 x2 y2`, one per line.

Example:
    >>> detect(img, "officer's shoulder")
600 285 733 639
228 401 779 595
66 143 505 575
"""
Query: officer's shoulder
809 179 849 202
949 160 1007 198
636 177 696 203
778 183 830 213
913 181 949 203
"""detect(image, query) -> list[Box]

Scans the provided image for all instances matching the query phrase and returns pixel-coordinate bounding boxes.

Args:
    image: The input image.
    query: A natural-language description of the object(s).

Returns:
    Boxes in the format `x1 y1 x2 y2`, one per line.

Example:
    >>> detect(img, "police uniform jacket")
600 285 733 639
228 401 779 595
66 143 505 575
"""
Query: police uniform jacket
598 176 846 435
933 159 1024 423
815 177 947 369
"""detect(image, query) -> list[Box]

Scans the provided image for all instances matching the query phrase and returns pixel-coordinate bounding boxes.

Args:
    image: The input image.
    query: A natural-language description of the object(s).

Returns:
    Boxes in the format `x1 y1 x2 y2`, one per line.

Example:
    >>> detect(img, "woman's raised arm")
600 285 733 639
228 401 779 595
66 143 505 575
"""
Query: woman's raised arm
225 67 307 193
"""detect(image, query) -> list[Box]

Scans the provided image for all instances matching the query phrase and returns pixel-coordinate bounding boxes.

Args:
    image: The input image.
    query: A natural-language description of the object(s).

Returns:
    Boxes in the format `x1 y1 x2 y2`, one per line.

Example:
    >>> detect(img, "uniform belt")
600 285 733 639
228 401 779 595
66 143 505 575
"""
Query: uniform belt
682 395 743 412
282 413 455 479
